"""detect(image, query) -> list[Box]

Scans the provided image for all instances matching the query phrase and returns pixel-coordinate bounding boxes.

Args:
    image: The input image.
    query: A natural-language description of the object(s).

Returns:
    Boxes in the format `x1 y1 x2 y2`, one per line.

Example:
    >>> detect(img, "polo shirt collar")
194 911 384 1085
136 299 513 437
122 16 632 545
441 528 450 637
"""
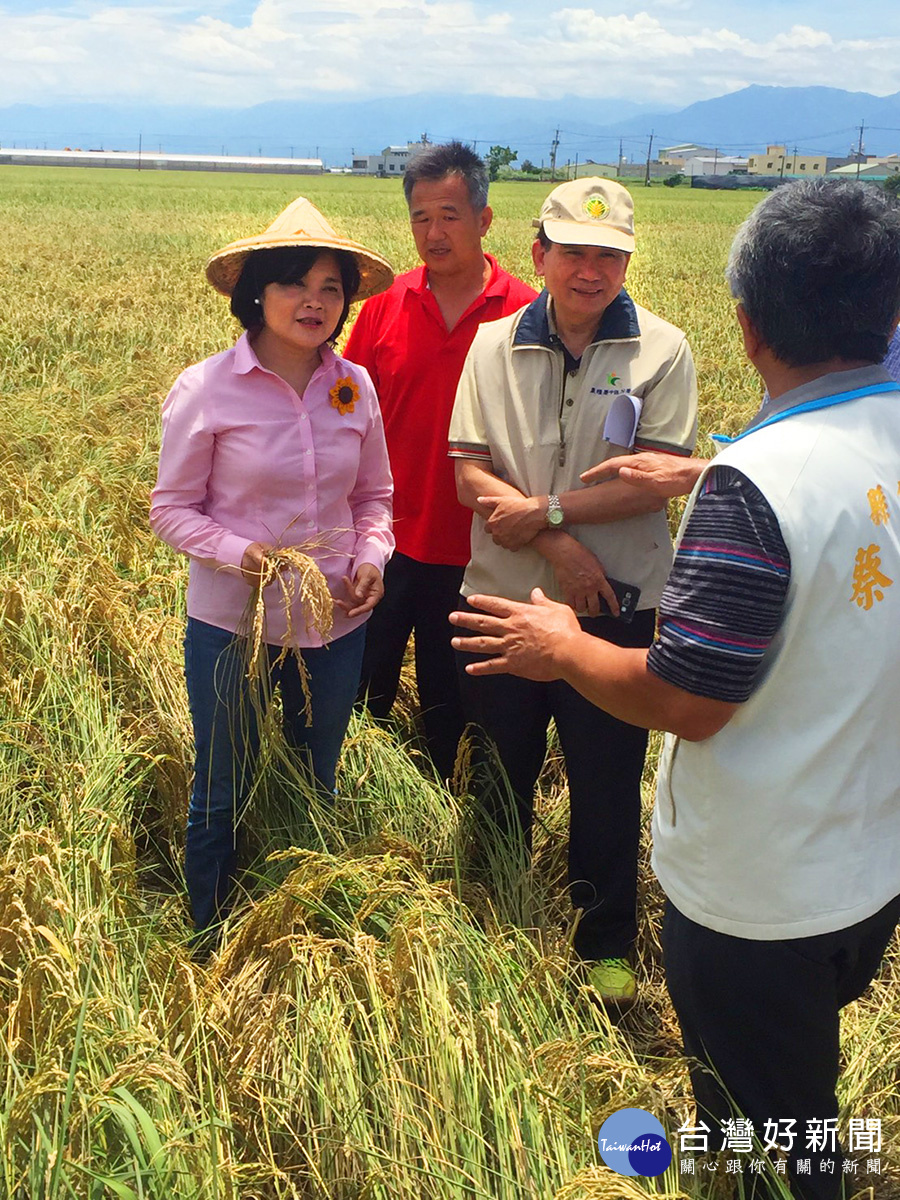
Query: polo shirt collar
513 288 640 349
481 254 508 299
404 264 430 295
410 253 505 297
745 363 896 432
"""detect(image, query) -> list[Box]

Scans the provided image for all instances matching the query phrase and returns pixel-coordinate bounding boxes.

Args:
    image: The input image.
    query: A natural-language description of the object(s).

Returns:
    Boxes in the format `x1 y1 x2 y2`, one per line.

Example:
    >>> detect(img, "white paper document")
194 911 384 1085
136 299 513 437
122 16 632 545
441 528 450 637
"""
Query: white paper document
602 392 643 448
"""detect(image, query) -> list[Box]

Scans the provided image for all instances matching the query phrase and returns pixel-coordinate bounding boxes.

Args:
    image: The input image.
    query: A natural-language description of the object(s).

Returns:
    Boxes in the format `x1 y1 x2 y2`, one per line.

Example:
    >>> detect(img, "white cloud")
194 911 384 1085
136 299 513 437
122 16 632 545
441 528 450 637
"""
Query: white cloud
768 25 833 51
0 1 897 107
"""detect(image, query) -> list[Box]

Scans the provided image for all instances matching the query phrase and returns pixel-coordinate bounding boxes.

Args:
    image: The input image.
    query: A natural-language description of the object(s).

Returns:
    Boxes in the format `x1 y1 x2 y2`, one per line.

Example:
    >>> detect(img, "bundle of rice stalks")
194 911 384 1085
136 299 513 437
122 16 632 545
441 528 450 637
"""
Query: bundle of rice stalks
240 546 334 720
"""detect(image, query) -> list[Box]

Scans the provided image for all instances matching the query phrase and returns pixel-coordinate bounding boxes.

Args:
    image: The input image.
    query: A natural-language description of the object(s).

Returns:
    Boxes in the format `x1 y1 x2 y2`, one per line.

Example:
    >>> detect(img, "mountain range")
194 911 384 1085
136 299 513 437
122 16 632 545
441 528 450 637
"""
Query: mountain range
1 86 898 166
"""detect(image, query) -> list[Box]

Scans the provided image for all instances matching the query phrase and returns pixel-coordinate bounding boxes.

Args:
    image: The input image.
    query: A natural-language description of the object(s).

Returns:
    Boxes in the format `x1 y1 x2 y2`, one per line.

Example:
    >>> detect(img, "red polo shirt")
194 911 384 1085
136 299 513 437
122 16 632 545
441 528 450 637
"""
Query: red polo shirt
345 254 536 566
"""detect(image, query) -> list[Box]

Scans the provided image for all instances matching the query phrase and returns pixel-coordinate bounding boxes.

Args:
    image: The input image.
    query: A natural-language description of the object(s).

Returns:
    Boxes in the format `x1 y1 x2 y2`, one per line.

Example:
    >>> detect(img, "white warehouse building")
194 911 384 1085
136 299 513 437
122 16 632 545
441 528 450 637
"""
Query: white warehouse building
352 143 428 177
682 155 749 177
0 147 323 175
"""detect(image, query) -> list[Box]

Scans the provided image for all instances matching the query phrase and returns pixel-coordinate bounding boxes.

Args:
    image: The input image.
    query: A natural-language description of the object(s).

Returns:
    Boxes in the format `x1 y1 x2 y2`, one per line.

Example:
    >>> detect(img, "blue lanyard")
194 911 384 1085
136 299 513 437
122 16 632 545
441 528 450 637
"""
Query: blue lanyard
711 381 900 445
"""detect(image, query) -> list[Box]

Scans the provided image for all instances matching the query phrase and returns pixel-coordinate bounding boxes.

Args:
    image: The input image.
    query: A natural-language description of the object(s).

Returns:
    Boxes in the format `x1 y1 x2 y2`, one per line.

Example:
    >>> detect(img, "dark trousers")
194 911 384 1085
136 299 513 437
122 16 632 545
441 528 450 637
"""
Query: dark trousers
358 551 466 780
663 895 900 1200
184 617 365 932
456 604 655 961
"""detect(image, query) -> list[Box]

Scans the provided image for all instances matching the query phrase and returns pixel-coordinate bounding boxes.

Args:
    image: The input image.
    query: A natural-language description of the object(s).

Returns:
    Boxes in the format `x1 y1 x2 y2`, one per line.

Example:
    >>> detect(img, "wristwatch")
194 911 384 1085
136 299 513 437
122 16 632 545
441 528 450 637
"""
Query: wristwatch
546 494 565 527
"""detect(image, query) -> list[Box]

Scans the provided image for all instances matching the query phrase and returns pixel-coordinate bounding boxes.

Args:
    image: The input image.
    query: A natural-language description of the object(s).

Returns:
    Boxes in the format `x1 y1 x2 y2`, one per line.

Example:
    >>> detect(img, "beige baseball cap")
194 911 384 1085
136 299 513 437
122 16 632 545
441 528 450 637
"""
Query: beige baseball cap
534 177 635 253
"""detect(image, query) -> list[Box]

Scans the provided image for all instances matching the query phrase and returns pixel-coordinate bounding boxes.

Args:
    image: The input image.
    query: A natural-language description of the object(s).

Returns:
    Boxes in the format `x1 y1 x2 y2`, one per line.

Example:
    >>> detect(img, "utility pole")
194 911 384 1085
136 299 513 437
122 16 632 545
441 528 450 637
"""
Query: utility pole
550 128 560 181
617 137 623 179
574 152 578 179
856 120 865 180
644 130 654 187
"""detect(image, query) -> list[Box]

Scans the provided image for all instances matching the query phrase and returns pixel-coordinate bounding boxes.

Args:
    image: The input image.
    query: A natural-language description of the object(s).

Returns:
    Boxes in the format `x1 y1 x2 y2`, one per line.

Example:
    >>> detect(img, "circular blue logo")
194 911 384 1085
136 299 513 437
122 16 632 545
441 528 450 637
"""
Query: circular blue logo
597 1107 673 1177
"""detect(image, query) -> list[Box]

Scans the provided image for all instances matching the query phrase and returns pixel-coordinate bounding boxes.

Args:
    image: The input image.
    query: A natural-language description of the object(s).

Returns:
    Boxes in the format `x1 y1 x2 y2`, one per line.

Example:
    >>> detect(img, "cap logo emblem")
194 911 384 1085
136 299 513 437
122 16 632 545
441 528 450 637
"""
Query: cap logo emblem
583 194 610 220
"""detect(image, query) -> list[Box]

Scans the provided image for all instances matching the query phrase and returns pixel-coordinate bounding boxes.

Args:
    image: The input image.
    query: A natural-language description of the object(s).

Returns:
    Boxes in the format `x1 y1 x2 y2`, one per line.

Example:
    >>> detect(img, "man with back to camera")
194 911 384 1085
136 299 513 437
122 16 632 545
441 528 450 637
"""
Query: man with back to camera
448 177 698 1004
450 177 900 1200
344 141 536 780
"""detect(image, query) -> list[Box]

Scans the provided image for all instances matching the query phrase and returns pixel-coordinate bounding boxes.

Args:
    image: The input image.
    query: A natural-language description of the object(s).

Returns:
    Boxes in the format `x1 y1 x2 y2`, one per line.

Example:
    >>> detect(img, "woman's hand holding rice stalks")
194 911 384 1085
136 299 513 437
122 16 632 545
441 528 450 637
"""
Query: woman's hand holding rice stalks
241 541 274 587
242 546 335 705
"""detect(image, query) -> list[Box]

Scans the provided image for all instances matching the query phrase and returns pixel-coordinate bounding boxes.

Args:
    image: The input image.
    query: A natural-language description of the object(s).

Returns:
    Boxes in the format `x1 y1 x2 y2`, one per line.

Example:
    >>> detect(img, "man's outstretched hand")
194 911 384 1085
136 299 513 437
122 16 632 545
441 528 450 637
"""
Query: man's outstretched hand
581 452 706 501
450 589 582 680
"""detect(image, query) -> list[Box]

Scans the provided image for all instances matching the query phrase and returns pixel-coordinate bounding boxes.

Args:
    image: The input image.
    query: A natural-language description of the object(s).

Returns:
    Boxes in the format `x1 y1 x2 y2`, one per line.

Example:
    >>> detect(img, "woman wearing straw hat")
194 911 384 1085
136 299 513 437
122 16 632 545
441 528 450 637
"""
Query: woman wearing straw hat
150 197 395 943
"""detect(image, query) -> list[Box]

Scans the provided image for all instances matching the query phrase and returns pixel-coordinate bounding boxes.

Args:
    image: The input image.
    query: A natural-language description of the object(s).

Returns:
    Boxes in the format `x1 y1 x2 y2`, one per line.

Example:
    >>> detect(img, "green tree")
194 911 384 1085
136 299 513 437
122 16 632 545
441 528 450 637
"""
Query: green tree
486 145 517 181
520 159 537 175
883 174 900 196
663 173 684 187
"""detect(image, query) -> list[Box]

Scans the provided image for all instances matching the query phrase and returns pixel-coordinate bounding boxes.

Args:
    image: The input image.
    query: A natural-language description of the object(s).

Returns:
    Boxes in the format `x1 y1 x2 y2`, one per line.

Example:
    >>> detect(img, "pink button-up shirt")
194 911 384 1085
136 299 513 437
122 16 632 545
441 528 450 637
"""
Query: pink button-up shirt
150 333 394 648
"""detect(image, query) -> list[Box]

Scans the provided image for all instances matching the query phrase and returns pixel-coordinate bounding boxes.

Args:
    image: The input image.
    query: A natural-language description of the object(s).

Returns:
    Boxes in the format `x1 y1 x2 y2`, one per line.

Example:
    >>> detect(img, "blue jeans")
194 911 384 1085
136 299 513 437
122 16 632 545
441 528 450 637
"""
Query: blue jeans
183 617 366 932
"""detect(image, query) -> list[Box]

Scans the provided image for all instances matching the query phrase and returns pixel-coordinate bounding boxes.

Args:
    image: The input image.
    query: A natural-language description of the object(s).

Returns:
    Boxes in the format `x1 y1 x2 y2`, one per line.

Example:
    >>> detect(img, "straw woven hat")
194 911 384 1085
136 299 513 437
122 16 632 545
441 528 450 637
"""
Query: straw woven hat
205 196 394 301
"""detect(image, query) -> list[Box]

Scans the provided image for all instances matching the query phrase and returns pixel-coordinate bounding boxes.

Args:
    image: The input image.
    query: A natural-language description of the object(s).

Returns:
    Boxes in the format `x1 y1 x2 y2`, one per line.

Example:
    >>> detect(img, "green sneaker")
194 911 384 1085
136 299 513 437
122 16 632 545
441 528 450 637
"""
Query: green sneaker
587 958 637 1005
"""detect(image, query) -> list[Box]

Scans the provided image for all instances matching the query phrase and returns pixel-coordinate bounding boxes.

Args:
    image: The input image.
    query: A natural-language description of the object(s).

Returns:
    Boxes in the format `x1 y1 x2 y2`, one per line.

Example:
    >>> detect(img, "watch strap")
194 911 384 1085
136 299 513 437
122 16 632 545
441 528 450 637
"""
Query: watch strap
546 494 564 526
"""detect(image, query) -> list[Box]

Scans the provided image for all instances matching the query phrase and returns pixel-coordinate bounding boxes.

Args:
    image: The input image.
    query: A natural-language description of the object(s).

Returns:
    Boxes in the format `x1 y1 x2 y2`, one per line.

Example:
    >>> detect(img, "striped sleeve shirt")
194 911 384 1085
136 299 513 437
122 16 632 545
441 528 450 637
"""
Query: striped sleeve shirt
647 465 791 703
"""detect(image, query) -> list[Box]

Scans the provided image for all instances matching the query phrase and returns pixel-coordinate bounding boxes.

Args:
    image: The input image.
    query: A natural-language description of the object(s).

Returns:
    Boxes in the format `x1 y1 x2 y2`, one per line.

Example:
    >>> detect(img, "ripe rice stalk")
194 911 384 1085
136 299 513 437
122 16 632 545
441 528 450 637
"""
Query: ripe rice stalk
240 544 334 722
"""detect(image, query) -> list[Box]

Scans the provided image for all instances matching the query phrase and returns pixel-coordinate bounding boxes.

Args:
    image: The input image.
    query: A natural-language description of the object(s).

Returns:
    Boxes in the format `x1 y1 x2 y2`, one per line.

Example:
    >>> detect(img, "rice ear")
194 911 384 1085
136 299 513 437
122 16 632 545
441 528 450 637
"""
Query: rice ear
240 546 334 722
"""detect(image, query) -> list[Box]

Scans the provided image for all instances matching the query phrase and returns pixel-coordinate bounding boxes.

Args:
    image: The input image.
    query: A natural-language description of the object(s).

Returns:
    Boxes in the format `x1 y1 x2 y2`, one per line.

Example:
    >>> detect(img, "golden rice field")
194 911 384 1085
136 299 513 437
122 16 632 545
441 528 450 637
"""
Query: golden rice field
0 165 896 1199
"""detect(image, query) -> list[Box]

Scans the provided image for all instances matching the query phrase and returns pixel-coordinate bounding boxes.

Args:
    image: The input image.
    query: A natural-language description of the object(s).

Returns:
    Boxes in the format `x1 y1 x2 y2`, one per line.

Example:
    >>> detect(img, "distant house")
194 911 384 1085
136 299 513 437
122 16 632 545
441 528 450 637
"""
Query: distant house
659 143 717 167
747 145 852 177
827 157 900 181
682 155 748 177
351 142 428 177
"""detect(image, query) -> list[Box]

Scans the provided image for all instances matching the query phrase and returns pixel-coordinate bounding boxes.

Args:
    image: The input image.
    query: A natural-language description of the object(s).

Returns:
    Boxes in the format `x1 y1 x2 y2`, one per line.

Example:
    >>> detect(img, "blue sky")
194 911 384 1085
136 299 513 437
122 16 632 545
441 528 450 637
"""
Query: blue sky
1 0 899 109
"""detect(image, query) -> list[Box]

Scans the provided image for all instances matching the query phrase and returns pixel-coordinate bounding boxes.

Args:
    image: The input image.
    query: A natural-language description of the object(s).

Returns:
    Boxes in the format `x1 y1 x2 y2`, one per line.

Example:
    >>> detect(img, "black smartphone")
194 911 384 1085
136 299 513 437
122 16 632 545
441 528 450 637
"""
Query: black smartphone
600 577 641 623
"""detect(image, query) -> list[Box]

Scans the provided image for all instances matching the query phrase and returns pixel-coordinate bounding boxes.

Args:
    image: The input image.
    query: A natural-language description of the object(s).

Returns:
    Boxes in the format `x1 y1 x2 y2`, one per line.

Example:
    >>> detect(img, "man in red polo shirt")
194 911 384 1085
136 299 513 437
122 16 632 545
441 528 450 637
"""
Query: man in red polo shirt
345 141 536 779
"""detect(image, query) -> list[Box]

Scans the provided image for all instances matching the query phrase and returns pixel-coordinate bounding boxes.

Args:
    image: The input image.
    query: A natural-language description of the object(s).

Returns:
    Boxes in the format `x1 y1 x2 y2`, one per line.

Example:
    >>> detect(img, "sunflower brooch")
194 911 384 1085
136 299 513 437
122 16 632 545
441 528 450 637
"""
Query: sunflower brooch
329 376 359 415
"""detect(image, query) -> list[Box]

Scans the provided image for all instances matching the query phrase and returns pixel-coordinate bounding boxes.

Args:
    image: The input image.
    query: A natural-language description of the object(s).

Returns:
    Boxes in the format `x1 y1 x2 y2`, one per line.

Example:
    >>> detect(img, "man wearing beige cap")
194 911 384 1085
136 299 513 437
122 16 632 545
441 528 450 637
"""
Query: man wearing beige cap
448 177 697 1002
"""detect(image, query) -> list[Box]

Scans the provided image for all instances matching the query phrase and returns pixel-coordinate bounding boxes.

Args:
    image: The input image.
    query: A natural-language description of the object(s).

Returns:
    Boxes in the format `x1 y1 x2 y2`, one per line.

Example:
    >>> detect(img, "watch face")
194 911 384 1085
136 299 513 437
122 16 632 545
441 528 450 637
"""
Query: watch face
548 507 565 526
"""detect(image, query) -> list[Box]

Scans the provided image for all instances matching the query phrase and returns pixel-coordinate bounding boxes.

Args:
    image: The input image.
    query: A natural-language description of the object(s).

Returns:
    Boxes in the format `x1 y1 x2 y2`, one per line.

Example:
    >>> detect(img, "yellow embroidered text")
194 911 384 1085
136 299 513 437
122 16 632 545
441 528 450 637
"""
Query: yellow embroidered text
867 485 889 526
850 544 894 610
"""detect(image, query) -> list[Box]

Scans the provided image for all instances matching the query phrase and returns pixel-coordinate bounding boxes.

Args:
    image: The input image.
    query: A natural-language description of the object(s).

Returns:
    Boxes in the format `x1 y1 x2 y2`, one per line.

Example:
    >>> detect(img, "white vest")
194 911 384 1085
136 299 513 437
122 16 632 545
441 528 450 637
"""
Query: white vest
652 386 900 939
